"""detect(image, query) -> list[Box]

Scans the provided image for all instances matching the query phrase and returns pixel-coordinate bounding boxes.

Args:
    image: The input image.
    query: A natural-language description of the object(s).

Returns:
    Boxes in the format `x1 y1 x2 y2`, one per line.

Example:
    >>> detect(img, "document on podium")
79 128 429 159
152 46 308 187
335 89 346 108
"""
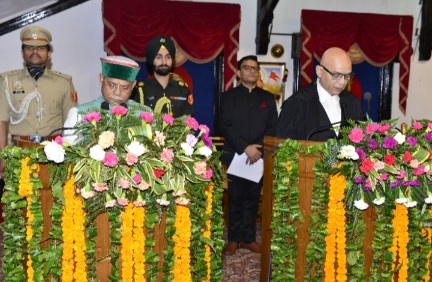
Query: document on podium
226 153 263 183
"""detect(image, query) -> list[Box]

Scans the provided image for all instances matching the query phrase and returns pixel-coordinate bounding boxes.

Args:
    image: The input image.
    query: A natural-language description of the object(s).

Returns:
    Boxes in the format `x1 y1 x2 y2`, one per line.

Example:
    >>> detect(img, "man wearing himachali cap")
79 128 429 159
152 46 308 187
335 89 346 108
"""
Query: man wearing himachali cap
0 25 77 179
63 55 150 144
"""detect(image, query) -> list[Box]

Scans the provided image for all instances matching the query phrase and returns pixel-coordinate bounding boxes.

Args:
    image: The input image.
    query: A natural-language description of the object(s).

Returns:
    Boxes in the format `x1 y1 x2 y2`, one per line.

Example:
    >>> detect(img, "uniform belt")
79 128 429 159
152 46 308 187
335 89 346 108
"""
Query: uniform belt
11 135 60 143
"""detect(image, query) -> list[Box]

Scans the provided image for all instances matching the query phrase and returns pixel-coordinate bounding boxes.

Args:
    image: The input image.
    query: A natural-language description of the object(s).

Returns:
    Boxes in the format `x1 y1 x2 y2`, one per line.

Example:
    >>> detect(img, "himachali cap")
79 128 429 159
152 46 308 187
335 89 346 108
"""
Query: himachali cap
146 35 176 64
100 56 141 82
20 26 52 46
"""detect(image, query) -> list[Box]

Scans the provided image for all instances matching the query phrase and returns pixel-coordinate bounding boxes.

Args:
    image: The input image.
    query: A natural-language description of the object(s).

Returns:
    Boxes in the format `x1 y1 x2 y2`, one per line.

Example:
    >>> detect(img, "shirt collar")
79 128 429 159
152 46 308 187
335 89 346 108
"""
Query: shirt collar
317 79 339 104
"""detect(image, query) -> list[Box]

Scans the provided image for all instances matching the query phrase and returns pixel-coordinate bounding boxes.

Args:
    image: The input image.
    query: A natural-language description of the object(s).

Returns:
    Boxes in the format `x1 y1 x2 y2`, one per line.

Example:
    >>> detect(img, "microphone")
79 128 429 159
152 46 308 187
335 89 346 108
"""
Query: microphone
306 120 345 141
101 101 109 110
101 102 128 110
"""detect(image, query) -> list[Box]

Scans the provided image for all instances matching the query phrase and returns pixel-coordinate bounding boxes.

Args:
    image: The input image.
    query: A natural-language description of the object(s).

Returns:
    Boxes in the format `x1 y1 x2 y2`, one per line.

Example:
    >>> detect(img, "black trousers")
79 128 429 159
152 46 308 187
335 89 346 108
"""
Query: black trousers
227 174 262 243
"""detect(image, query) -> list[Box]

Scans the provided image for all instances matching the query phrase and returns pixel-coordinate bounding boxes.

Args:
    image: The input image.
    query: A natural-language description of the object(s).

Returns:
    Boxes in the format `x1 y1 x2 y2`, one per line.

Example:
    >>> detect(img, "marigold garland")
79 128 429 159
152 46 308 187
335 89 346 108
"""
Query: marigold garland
390 203 409 281
61 173 87 282
324 172 347 282
171 205 192 281
133 206 146 281
121 203 134 281
204 183 213 281
19 157 35 281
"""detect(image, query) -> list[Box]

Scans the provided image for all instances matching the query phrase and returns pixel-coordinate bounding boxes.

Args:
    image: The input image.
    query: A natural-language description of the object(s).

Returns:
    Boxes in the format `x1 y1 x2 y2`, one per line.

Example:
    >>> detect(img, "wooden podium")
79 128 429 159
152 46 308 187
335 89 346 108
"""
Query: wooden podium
260 136 378 281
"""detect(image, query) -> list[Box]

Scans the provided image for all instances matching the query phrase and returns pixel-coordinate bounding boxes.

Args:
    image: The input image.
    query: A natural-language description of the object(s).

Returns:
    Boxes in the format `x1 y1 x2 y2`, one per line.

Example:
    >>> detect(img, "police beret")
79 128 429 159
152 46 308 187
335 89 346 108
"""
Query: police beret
20 26 52 46
146 36 176 64
100 56 140 82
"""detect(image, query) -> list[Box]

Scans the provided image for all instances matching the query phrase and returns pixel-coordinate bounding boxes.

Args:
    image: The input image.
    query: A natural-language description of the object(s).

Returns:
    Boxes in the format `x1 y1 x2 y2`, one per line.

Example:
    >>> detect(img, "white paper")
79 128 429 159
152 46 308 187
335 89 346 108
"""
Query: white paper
227 153 263 183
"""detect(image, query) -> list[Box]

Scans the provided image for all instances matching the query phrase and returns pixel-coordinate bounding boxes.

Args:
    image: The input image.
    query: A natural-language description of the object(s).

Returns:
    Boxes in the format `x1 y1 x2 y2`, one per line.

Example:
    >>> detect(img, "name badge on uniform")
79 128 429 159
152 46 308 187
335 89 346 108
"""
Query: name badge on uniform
13 80 25 94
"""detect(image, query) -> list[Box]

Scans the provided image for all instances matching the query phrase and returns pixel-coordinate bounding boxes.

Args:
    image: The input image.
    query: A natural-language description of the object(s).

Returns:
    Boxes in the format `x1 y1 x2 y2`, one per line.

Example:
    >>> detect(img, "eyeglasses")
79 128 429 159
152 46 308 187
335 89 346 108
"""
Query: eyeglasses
103 80 133 92
24 45 48 52
241 65 260 72
320 65 354 81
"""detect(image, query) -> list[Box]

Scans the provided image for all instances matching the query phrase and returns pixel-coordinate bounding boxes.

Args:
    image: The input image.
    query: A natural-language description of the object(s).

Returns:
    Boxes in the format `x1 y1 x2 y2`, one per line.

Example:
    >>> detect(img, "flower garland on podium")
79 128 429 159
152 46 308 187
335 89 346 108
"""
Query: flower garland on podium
0 104 224 281
271 117 432 281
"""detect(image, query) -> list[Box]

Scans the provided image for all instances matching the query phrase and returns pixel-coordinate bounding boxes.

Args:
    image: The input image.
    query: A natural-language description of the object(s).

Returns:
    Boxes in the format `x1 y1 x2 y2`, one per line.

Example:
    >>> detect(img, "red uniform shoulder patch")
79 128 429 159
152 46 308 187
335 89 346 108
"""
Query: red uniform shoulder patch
71 91 78 103
188 94 194 105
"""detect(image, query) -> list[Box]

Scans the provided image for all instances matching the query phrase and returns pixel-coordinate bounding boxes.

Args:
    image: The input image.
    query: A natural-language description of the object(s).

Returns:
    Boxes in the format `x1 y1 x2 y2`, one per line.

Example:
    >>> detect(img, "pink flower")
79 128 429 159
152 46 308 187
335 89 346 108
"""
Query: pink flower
117 198 129 206
348 128 365 143
396 170 407 179
112 105 128 116
156 198 170 206
118 178 131 189
162 114 174 126
138 181 151 191
154 131 166 146
409 159 419 169
413 165 425 175
92 182 108 192
80 188 96 199
125 152 139 166
203 168 213 179
98 131 115 149
428 122 432 130
103 152 118 167
365 123 379 134
132 173 141 184
105 200 117 208
160 148 174 163
54 135 63 145
199 124 210 135
373 161 384 171
140 112 154 123
194 161 207 175
133 199 147 207
83 112 102 123
412 121 422 130
175 197 190 206
186 117 199 130
377 124 391 133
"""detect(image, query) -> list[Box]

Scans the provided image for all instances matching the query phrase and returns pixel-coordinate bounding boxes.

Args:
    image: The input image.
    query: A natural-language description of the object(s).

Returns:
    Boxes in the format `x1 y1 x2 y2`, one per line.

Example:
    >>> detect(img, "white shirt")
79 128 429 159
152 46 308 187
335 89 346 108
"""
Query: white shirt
317 79 341 134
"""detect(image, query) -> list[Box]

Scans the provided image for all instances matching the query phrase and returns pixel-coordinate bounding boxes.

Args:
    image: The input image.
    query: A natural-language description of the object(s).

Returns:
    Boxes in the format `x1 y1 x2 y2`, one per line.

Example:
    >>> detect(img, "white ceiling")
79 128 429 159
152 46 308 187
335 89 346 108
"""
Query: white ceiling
0 0 57 23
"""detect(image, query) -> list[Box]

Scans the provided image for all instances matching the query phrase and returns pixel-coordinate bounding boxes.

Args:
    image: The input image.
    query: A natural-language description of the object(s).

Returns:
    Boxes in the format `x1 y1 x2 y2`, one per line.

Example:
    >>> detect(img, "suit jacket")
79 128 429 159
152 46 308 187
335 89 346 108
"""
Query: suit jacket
276 82 362 141
219 84 278 166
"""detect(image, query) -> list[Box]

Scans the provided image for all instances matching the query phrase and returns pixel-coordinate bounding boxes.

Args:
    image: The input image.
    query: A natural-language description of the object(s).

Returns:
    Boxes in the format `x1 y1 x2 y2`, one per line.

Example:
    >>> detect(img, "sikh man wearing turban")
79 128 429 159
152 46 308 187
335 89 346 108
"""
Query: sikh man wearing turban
131 35 194 118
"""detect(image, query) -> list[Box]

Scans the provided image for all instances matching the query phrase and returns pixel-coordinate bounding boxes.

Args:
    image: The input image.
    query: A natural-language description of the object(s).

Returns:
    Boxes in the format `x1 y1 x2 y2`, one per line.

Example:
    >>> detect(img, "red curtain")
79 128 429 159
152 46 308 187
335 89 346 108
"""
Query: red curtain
102 0 241 91
301 10 413 115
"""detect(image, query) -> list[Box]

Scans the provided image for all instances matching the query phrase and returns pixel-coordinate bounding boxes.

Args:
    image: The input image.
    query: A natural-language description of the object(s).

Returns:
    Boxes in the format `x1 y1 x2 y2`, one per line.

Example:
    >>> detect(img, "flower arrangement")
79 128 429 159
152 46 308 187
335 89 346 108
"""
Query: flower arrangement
337 118 432 209
270 117 432 281
0 104 225 281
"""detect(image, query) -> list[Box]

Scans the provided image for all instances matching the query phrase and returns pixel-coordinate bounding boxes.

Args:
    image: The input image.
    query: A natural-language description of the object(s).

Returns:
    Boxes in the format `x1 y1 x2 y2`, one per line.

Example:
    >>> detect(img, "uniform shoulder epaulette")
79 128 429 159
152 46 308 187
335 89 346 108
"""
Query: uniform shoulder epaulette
0 69 21 78
170 73 189 88
48 69 73 80
136 81 145 88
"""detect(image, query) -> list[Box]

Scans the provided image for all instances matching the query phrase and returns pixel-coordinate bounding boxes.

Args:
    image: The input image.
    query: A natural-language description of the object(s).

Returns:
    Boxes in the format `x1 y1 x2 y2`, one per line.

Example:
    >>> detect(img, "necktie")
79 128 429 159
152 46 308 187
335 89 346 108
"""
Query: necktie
27 65 46 81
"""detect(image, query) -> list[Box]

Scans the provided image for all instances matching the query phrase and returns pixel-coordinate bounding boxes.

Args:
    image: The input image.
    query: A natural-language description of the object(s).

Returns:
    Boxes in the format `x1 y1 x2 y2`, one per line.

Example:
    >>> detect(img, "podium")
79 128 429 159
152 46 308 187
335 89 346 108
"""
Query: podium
260 137 379 281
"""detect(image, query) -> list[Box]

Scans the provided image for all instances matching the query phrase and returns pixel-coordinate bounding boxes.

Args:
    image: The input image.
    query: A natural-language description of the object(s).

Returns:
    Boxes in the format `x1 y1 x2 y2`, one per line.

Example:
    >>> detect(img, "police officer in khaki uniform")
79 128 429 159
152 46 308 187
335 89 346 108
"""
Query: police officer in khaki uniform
0 25 77 178
130 35 194 118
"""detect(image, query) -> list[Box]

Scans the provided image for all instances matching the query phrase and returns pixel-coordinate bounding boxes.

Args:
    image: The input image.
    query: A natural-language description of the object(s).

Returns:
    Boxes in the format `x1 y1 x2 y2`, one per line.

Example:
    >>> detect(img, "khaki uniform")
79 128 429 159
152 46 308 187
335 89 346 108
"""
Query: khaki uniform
0 68 77 136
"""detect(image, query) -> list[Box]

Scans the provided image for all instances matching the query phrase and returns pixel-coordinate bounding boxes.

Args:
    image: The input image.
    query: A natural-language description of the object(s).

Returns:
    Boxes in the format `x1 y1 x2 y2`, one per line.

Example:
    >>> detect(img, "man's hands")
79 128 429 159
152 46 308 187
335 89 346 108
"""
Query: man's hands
244 144 262 165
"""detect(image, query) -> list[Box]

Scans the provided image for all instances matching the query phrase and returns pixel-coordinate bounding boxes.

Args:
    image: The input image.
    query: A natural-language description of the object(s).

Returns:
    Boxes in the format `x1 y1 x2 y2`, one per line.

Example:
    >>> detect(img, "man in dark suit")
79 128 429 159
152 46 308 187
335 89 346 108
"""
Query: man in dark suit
277 47 362 141
220 55 278 255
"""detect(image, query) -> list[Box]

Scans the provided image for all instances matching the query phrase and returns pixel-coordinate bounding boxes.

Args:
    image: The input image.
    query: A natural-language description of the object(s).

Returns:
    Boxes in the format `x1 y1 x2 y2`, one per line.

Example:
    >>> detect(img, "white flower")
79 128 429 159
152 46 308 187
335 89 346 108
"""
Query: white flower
80 187 96 199
186 134 198 147
373 196 386 205
197 146 212 159
89 145 106 161
354 199 369 210
44 141 65 163
425 196 432 204
127 141 145 156
337 145 359 160
180 142 194 156
395 197 408 204
404 200 417 208
393 132 406 144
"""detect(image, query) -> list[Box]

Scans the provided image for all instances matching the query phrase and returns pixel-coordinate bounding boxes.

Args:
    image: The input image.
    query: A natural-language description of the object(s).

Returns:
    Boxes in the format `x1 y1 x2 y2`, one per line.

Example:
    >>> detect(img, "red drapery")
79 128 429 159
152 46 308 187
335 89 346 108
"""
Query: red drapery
301 10 413 115
102 0 240 91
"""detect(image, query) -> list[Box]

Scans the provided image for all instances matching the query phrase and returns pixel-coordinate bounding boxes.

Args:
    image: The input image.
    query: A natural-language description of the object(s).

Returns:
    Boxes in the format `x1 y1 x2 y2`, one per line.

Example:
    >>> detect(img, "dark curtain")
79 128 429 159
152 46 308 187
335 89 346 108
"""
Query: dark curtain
102 0 241 91
301 10 413 115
